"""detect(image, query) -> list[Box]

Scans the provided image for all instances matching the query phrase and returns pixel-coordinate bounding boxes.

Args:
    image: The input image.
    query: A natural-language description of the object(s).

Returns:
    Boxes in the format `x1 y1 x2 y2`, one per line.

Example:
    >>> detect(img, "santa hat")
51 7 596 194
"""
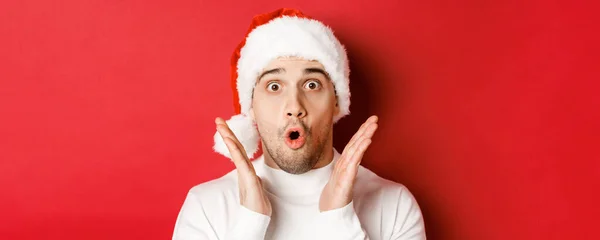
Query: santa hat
213 8 351 159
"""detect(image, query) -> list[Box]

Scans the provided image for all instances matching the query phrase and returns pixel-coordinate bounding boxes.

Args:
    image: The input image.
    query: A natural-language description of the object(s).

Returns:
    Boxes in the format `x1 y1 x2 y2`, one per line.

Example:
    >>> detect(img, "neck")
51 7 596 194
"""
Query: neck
253 148 340 200
263 142 334 172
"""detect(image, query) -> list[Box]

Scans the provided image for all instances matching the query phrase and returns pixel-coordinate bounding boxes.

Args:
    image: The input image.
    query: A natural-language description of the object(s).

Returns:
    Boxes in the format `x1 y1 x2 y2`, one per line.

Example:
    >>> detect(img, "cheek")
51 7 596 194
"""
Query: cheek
305 93 337 117
253 91 272 113
252 99 280 136
253 98 279 122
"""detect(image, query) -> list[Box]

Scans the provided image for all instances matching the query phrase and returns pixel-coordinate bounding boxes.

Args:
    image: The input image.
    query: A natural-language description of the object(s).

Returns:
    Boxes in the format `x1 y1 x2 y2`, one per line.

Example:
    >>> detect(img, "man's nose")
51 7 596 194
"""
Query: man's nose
285 94 306 119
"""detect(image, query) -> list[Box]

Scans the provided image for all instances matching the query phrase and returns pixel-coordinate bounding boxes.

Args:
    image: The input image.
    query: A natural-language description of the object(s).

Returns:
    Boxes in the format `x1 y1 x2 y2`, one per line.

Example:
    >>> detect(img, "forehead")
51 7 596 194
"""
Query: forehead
262 56 325 72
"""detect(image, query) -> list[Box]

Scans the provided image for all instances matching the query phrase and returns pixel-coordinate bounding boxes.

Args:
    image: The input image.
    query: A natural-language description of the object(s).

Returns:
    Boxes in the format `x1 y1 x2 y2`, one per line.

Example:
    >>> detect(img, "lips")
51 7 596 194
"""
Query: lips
284 127 306 150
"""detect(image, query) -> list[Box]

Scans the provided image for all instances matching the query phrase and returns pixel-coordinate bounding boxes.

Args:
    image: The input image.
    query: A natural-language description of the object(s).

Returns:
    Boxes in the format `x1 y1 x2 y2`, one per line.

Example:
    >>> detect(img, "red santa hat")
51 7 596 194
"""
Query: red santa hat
214 8 351 159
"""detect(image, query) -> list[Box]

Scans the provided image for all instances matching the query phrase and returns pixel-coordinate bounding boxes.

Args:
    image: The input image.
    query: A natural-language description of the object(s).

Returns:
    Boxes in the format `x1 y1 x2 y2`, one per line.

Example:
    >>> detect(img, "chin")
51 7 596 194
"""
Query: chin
268 144 320 174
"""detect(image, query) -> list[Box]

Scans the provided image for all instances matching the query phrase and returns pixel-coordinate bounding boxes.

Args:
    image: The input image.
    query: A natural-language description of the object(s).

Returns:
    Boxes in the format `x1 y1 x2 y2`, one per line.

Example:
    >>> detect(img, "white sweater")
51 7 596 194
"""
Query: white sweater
172 150 426 240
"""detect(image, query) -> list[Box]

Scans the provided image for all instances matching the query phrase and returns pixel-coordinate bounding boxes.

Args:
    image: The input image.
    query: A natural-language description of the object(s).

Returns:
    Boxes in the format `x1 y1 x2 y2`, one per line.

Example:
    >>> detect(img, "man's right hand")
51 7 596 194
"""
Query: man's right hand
216 117 272 217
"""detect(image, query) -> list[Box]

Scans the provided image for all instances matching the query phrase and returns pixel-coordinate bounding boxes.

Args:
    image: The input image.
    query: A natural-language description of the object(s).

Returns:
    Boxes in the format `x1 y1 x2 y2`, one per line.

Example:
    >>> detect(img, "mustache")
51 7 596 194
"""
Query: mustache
278 120 310 137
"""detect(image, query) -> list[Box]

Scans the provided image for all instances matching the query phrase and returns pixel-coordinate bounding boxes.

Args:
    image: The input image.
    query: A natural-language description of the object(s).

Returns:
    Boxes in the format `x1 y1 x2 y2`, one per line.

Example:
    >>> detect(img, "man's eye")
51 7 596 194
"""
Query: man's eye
267 82 281 92
304 80 321 90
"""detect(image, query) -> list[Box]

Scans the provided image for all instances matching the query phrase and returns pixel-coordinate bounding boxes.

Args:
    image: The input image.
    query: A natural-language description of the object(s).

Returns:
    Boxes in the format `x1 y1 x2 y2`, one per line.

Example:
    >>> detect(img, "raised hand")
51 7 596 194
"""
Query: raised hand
216 117 272 216
319 115 379 212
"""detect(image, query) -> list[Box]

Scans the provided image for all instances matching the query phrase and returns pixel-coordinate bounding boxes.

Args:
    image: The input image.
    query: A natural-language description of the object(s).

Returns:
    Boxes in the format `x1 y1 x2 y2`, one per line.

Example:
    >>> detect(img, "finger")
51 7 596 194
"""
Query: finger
331 116 377 191
215 118 244 146
344 138 372 178
336 138 372 192
337 139 371 188
221 136 254 175
348 123 377 161
361 122 379 140
340 122 378 167
343 116 378 154
340 136 362 169
353 122 378 148
215 118 252 161
216 122 257 175
343 119 369 152
216 123 248 157
350 138 372 167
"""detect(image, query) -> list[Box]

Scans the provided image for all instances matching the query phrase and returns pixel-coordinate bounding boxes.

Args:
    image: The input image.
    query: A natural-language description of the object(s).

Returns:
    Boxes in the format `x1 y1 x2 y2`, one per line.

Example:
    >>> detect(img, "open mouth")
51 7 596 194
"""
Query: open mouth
284 127 306 150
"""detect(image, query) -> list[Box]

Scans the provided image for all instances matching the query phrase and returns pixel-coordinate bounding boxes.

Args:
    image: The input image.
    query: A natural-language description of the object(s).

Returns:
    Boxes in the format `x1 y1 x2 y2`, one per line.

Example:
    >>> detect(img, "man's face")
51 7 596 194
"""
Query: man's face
250 57 339 174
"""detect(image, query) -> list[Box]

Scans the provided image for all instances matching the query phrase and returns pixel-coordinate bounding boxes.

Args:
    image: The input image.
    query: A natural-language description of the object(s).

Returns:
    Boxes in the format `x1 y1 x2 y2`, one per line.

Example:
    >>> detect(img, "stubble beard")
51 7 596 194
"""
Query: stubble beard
261 122 331 174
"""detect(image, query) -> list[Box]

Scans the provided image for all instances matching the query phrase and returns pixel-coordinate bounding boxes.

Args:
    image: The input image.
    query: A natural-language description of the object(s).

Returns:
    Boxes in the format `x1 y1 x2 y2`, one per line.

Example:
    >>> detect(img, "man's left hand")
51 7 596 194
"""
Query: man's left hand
319 115 379 212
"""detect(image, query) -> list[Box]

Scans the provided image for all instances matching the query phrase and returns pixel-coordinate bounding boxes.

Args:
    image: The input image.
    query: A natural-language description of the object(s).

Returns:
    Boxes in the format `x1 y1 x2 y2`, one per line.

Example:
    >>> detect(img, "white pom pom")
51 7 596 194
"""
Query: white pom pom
213 114 260 159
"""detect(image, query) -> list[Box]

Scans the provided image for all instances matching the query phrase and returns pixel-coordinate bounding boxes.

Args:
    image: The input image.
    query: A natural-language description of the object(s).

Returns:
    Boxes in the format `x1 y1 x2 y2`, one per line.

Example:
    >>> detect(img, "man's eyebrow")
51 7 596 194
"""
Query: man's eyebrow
258 68 285 82
304 68 330 80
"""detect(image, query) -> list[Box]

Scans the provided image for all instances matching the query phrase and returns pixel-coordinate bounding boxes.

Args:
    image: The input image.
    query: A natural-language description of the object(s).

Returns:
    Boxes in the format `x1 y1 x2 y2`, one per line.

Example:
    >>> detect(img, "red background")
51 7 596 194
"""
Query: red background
1 0 598 239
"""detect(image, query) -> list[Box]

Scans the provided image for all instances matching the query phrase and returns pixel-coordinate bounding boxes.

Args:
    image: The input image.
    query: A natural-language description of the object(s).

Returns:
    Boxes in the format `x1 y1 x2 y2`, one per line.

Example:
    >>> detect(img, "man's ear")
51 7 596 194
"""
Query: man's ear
333 97 340 116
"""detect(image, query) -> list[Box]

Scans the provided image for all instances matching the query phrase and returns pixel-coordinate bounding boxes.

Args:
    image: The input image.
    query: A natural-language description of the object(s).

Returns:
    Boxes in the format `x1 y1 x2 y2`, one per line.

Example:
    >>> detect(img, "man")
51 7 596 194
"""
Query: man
172 8 426 240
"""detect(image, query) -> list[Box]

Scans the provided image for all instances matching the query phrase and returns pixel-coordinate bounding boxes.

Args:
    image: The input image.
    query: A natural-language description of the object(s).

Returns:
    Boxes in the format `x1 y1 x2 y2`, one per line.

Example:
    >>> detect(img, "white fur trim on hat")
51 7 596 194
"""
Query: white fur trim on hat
213 114 260 159
236 16 351 122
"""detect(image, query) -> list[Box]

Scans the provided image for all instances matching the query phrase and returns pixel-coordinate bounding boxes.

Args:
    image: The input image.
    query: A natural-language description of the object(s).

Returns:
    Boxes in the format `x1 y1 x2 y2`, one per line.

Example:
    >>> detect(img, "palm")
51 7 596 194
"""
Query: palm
319 115 379 212
216 117 272 216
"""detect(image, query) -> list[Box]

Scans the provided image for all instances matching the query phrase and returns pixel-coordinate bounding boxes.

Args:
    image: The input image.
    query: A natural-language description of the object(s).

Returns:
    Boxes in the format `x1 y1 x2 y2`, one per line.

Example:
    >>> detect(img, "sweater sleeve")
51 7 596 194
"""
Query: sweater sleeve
389 187 426 240
172 191 220 240
172 190 271 240
300 185 426 240
225 205 271 240
310 201 370 240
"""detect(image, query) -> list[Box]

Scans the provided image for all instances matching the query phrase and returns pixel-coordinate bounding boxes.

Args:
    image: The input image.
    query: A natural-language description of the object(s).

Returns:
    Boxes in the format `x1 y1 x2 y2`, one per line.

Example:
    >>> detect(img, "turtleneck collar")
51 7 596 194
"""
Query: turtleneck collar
253 149 340 199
